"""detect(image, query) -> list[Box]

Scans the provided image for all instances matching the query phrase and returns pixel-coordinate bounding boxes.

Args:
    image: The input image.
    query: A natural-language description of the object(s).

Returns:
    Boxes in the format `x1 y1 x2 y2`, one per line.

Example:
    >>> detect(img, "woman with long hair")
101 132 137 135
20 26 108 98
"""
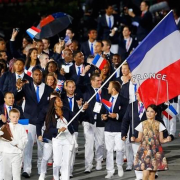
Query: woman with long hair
132 104 171 180
38 96 76 180
25 48 40 76
45 72 57 90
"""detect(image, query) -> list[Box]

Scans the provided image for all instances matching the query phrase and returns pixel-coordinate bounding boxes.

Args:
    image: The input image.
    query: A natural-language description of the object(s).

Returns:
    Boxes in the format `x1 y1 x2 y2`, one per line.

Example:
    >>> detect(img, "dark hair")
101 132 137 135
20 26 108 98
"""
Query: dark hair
66 28 74 34
110 81 121 92
142 0 150 8
42 38 50 44
15 58 25 65
123 26 131 32
25 48 39 69
0 37 5 42
96 40 103 47
23 35 32 44
90 73 100 81
50 91 60 97
102 39 112 48
73 50 82 58
44 61 59 76
4 92 14 98
88 28 97 34
0 59 7 72
146 104 158 113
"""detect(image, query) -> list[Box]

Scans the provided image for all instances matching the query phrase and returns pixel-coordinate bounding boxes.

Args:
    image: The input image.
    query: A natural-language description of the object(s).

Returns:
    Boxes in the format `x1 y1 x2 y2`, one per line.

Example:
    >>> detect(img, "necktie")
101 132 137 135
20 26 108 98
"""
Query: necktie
90 43 94 55
77 66 81 76
134 84 137 100
7 106 12 123
36 86 40 103
139 103 144 115
68 97 73 111
8 106 12 111
109 17 111 29
109 97 114 113
95 89 100 102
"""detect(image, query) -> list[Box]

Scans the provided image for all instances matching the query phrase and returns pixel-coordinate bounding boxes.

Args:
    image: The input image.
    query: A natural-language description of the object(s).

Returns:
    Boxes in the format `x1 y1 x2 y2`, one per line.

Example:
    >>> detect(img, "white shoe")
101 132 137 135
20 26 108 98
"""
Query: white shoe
96 161 102 170
105 172 114 179
118 166 124 177
84 165 93 173
126 165 132 171
39 173 45 180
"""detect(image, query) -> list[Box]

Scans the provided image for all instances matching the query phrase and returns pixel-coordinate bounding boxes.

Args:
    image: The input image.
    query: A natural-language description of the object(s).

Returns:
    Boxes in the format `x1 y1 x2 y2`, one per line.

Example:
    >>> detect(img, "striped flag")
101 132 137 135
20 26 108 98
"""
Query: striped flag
101 99 112 112
92 54 107 70
26 26 41 39
18 119 29 133
162 105 178 120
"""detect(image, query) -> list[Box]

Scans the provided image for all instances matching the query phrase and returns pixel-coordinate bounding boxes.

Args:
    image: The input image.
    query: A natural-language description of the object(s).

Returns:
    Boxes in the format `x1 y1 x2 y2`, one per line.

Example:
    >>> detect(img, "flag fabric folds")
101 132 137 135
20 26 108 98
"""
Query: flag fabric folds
26 26 41 39
162 105 178 120
127 11 180 107
92 54 107 70
101 99 112 112
64 35 72 46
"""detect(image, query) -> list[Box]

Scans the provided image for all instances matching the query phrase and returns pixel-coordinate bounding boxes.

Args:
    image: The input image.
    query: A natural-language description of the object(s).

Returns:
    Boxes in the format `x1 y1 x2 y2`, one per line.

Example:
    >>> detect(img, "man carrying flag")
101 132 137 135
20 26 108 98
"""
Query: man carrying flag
101 81 128 179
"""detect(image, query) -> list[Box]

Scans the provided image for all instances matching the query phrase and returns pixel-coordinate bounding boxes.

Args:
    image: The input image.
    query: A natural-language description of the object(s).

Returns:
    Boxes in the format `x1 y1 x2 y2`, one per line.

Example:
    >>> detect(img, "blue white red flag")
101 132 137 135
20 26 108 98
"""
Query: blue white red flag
64 35 72 46
101 99 112 112
92 54 107 70
26 26 41 39
162 105 178 120
127 11 180 107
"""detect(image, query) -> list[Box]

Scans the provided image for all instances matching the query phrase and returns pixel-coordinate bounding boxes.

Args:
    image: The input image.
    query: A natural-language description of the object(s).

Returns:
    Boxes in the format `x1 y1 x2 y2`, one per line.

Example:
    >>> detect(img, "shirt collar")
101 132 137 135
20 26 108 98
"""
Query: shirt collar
111 93 118 99
16 72 24 79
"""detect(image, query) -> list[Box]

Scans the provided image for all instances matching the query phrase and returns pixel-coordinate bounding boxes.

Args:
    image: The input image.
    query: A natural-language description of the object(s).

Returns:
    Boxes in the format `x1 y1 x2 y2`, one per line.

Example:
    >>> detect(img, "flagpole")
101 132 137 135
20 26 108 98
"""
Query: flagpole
165 80 170 134
132 99 134 136
56 60 127 138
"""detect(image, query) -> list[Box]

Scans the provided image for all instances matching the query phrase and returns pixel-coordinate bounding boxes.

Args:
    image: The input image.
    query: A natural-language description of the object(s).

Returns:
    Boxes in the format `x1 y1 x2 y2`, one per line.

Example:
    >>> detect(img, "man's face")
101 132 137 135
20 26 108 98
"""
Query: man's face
9 112 19 124
69 42 78 51
121 65 130 76
91 76 102 88
22 38 29 48
106 6 114 15
102 41 109 52
0 41 6 51
74 52 84 65
112 55 121 66
66 82 76 96
0 52 7 61
48 63 57 73
36 42 44 52
123 27 131 37
88 30 97 40
32 70 43 85
4 93 14 106
64 49 73 62
14 60 24 73
40 55 49 66
66 29 74 39
107 83 113 94
94 42 102 54
140 2 148 12
42 39 50 50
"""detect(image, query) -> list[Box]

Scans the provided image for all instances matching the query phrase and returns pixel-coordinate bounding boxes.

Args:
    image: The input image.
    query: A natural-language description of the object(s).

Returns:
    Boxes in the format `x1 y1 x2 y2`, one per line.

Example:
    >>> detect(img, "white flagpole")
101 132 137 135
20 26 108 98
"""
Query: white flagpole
56 60 127 138
165 80 170 134
132 98 134 136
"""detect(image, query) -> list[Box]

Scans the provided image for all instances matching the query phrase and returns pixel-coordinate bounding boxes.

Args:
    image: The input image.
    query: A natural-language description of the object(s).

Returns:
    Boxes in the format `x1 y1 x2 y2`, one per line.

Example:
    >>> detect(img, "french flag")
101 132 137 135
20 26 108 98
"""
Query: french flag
101 99 112 112
64 35 72 46
18 119 29 133
26 26 41 39
162 105 178 120
127 11 180 107
92 54 107 70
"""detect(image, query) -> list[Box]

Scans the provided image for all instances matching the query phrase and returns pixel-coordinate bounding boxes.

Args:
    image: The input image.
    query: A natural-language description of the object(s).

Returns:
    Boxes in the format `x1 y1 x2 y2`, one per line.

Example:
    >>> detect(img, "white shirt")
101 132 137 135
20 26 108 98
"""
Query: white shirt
124 37 132 52
5 104 12 116
75 64 83 75
105 14 114 28
15 72 25 81
67 96 74 111
135 121 166 132
175 17 180 25
129 81 137 103
1 123 28 154
88 40 96 51
33 82 45 100
109 93 119 120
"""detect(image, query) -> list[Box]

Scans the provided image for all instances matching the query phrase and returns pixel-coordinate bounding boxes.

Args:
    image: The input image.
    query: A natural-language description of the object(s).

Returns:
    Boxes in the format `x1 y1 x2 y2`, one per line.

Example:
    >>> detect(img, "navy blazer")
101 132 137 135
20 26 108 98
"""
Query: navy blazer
0 90 4 106
80 41 91 61
42 107 75 140
120 81 130 100
61 93 84 132
3 72 32 95
97 14 121 43
15 81 53 125
122 101 168 142
0 104 24 127
102 93 128 132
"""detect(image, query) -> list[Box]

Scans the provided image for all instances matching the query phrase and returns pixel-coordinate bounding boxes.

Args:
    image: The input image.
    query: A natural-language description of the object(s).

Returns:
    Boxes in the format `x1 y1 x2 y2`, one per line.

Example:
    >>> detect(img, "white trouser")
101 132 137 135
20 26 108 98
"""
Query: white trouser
53 138 73 180
3 153 22 180
125 131 133 167
40 142 53 174
132 143 143 179
0 152 3 180
105 132 125 173
163 102 177 136
83 122 104 168
70 132 78 174
23 124 43 174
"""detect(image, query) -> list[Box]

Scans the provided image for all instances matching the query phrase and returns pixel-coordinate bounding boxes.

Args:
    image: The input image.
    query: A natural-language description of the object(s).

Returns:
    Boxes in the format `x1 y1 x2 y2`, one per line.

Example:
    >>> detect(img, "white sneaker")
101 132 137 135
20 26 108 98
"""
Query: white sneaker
38 173 45 180
96 161 102 170
105 172 114 179
84 165 93 173
126 165 132 171
118 166 124 177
